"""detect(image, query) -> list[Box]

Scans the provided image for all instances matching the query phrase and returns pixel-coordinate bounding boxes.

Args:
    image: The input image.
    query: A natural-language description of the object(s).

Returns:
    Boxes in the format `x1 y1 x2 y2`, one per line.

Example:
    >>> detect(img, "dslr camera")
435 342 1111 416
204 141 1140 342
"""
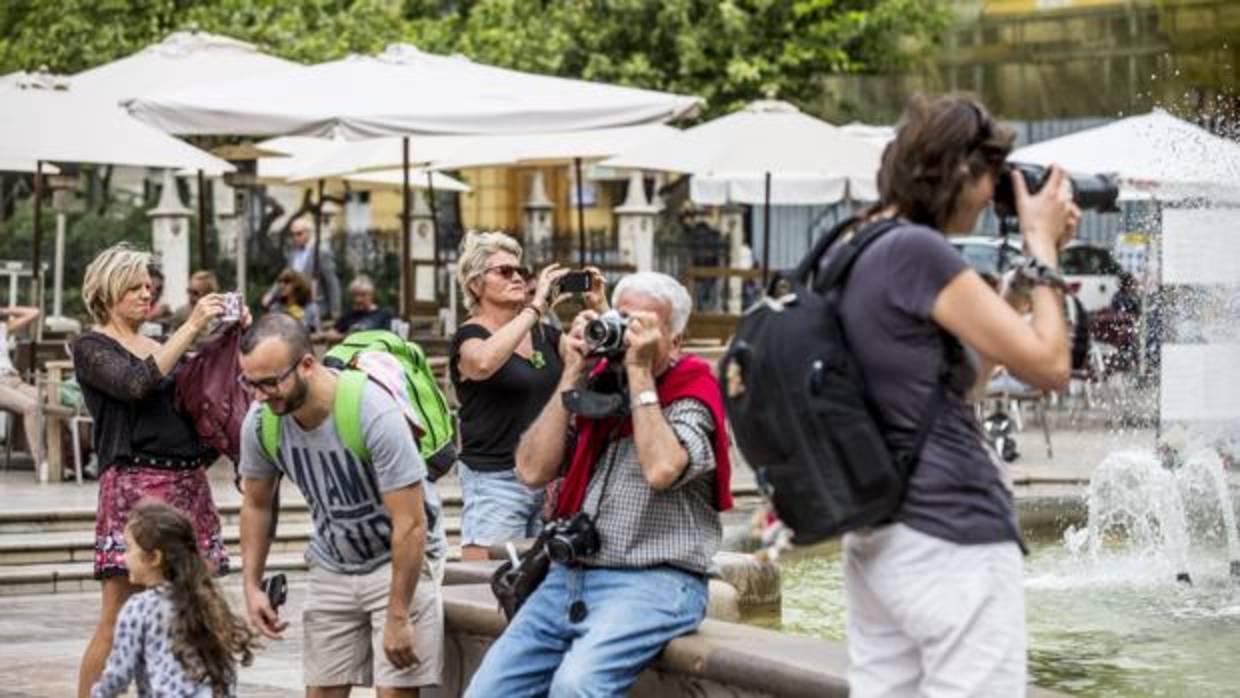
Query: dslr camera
543 512 601 565
584 309 630 359
561 309 632 418
992 162 1120 218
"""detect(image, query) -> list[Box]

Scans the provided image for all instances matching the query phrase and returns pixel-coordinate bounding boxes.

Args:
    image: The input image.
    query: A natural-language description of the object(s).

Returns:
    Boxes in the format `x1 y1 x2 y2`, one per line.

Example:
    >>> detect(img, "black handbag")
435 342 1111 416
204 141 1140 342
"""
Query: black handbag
489 536 551 621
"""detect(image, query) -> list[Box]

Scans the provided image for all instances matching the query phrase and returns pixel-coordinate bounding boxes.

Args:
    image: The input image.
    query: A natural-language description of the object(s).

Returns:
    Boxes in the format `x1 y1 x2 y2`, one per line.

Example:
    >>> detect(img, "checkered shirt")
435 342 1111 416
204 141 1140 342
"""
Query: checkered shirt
577 397 721 575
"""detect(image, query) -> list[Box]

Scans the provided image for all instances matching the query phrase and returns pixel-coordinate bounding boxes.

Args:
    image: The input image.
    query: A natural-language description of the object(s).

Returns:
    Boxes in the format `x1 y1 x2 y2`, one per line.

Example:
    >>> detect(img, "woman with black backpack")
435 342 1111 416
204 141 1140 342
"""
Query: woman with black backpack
831 95 1079 697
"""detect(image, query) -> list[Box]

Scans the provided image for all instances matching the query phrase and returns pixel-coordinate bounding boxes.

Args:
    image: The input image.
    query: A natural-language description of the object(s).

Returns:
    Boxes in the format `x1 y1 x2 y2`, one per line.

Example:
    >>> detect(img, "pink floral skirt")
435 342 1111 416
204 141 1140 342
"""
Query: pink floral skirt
94 465 230 579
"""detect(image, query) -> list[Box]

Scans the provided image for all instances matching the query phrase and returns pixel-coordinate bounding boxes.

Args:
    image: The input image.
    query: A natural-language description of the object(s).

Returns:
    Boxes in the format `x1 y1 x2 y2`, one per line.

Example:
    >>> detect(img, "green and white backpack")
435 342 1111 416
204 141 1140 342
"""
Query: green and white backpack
258 330 457 480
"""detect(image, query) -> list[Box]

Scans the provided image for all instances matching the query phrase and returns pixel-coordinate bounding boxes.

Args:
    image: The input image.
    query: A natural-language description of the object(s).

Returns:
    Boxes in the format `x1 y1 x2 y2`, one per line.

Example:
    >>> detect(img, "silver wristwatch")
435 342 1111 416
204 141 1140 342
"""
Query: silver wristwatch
630 389 659 410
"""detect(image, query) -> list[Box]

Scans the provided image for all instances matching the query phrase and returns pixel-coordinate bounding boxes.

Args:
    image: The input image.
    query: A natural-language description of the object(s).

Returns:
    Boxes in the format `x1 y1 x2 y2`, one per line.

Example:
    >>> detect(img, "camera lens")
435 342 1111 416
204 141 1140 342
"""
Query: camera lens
585 319 609 345
545 537 573 565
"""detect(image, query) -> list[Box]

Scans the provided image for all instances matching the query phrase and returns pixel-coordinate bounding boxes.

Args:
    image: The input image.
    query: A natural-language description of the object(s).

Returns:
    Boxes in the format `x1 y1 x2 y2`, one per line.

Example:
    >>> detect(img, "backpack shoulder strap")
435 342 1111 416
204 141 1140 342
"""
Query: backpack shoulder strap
816 218 906 292
259 405 281 463
788 215 861 286
334 370 371 464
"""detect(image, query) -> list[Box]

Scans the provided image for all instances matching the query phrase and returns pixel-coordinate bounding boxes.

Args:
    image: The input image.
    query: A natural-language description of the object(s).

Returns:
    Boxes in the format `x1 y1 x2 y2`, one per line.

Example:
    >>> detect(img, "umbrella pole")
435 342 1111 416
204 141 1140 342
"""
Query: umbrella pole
197 169 208 271
574 157 586 266
762 171 772 287
32 161 43 327
401 137 411 320
314 178 324 283
425 170 440 307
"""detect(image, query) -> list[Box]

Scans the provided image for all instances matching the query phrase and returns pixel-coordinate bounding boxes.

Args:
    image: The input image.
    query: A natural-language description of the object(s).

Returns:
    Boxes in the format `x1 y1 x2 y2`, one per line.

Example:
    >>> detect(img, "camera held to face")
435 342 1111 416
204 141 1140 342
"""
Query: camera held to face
992 162 1120 218
542 512 601 565
585 309 629 358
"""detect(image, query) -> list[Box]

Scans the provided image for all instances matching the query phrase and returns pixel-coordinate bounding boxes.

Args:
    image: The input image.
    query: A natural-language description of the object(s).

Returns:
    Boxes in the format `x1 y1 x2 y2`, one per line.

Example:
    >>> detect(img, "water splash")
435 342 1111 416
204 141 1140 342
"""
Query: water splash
1064 448 1239 583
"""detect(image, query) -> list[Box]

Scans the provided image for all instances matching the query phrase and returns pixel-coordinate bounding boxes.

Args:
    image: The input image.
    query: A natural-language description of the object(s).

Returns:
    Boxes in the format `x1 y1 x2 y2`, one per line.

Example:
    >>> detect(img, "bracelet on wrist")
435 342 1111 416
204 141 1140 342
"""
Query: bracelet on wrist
1015 257 1067 293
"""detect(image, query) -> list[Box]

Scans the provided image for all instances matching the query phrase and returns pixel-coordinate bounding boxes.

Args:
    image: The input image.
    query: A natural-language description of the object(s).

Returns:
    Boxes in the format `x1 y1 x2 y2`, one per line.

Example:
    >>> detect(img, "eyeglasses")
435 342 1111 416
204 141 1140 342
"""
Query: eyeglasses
482 264 532 282
238 360 300 394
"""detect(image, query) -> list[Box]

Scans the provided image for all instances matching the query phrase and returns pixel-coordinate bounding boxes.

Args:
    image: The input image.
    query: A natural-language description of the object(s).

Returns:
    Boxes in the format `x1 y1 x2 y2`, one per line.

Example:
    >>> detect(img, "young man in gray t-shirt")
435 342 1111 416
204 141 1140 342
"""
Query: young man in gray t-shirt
237 314 443 695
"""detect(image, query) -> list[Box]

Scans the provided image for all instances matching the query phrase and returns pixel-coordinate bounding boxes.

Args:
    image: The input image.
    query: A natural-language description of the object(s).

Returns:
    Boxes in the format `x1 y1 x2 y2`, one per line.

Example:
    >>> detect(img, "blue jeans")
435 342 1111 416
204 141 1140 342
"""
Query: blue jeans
458 461 545 547
465 564 708 698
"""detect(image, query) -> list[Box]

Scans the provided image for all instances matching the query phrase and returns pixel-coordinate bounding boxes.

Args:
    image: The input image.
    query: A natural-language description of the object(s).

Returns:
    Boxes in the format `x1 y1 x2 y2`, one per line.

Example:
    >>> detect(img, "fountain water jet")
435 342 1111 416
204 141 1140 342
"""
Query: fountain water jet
1066 447 1239 583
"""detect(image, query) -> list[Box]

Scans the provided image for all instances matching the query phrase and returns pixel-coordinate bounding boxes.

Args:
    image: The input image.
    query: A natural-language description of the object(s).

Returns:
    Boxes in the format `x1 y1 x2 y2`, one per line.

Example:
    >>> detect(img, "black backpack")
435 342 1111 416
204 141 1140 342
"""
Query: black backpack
720 217 958 545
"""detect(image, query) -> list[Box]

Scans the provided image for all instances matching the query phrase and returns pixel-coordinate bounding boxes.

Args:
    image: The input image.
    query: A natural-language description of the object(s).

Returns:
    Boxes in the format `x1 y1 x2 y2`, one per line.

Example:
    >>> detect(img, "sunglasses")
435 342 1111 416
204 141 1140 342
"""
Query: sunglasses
483 264 532 282
238 360 300 393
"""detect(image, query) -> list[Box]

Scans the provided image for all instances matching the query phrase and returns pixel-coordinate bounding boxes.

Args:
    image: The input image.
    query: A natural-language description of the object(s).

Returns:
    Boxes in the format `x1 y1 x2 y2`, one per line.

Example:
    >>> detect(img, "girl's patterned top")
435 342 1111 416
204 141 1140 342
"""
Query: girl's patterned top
91 585 233 698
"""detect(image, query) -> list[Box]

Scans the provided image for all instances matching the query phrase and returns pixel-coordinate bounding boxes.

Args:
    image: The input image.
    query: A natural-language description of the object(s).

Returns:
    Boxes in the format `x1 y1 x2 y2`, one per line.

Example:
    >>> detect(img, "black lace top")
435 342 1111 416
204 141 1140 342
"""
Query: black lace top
71 331 213 472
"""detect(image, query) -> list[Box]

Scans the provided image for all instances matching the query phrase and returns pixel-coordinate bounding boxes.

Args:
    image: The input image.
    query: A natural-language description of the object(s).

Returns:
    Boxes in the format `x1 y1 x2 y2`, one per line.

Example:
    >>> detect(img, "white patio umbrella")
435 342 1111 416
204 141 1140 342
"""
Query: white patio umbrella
602 100 885 281
291 124 677 261
0 80 234 317
70 30 304 279
126 43 700 139
0 84 232 172
1009 109 1240 203
126 43 701 314
255 135 468 257
0 158 59 174
72 30 301 102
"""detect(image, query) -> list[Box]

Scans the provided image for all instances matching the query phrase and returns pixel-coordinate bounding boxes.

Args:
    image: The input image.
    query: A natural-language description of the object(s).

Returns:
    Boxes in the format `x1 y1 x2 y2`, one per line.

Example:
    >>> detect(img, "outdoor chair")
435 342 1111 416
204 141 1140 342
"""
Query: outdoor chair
1 407 27 470
982 371 1053 459
35 374 90 485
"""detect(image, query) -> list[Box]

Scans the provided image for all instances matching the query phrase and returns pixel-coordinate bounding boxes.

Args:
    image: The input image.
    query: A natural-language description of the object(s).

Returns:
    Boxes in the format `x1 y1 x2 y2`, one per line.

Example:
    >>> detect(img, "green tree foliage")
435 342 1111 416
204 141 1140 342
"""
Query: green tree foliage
0 197 150 317
0 0 948 118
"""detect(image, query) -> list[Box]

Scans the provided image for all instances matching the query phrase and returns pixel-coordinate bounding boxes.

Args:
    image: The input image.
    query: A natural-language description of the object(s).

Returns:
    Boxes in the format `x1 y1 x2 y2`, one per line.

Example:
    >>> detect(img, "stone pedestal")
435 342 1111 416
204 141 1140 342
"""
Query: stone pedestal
148 170 191 311
522 171 554 256
614 171 658 272
409 190 436 303
719 205 747 313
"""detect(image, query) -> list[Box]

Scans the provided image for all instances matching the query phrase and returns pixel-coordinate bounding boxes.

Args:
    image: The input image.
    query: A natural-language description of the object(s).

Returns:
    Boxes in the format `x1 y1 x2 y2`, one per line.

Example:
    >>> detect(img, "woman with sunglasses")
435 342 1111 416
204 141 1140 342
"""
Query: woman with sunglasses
450 232 606 561
71 244 241 698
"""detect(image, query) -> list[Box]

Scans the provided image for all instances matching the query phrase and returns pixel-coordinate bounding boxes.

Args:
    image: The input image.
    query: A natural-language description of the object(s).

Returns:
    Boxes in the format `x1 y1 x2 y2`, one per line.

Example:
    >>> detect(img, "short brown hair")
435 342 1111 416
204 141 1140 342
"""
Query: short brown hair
277 269 313 306
878 94 1015 230
190 270 219 293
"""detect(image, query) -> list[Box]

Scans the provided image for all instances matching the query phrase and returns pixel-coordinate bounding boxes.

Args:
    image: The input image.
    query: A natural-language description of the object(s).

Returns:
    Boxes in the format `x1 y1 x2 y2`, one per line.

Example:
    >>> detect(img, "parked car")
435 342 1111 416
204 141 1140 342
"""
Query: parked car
949 235 1023 277
1059 243 1128 313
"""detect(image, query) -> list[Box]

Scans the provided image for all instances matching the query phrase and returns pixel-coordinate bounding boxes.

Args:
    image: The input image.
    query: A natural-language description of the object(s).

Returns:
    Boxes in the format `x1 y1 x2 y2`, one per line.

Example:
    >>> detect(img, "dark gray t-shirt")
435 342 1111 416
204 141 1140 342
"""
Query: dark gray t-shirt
826 222 1021 547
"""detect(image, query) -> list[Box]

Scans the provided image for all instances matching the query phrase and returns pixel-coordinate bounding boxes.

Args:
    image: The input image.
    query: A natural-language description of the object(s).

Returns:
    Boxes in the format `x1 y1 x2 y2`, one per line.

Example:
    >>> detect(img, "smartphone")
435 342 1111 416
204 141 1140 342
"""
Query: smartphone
559 271 592 294
221 292 244 324
262 573 288 610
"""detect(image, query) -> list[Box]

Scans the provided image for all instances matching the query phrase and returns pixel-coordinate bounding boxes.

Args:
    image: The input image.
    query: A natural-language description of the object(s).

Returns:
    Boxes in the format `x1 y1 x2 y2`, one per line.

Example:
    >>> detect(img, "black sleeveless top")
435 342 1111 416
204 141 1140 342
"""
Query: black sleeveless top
449 322 563 471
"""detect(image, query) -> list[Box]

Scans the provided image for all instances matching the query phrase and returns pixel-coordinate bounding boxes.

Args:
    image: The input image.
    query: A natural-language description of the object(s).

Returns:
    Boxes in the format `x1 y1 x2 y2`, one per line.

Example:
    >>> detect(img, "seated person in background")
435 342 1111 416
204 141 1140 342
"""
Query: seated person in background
170 271 220 331
324 274 394 342
266 269 320 332
0 305 44 470
464 271 733 697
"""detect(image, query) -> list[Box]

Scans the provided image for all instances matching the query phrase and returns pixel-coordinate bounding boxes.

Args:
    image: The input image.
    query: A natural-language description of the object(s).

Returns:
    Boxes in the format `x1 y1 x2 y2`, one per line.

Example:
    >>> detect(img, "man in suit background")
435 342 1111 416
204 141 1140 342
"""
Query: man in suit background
263 216 342 321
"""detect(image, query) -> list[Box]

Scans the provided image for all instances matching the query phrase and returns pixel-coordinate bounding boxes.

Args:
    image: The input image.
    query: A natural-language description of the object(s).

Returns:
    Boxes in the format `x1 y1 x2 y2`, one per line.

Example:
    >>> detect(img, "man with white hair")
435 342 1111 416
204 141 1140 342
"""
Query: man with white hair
464 272 734 697
325 275 395 342
263 216 342 320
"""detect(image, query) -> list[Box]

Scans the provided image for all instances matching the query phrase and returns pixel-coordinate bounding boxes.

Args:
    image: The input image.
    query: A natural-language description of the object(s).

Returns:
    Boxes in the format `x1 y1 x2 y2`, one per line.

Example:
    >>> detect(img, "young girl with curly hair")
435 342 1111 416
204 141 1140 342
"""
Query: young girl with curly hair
91 502 260 698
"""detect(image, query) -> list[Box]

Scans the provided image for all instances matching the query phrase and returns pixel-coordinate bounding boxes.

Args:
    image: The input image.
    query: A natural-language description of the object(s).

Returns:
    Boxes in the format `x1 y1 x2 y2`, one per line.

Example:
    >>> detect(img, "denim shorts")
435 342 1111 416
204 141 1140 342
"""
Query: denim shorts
458 460 546 547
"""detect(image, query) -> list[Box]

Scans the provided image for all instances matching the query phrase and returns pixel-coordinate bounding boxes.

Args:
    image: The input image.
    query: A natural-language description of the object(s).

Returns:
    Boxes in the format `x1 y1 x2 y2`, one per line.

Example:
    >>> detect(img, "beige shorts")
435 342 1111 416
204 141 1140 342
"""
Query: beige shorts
302 557 444 688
